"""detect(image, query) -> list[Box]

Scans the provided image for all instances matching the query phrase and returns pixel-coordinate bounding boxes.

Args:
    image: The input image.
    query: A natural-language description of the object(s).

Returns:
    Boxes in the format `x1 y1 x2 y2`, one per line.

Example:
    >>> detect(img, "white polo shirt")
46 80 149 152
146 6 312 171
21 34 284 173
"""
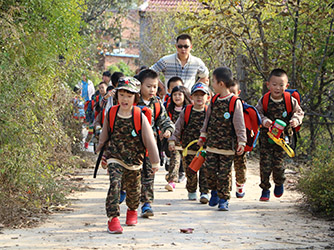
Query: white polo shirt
151 53 209 90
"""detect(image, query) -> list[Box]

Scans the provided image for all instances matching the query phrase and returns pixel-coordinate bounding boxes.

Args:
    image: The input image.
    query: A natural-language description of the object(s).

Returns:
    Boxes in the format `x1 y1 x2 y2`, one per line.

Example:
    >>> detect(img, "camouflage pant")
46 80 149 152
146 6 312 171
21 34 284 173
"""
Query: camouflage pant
259 134 286 190
184 155 209 194
106 163 141 218
204 152 233 200
234 152 247 184
140 156 155 203
166 150 182 182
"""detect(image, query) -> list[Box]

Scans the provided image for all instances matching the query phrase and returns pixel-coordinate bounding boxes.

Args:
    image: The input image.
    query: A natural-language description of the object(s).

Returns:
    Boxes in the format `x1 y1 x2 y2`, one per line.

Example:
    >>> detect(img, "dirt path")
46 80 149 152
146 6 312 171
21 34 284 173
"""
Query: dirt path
0 158 333 250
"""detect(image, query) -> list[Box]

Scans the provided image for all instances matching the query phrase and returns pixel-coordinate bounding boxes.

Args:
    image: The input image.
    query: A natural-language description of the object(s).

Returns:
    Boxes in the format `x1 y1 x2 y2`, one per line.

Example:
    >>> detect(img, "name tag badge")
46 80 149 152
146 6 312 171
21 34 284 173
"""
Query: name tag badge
224 112 231 119
131 129 137 137
282 111 288 118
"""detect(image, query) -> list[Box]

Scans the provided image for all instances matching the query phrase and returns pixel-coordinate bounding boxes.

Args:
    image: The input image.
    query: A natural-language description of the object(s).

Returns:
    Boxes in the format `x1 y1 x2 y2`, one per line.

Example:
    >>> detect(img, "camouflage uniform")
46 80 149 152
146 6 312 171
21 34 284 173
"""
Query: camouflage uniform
258 98 291 190
106 163 141 217
104 115 146 217
234 152 247 185
204 98 237 200
137 97 174 203
166 109 182 182
181 109 208 194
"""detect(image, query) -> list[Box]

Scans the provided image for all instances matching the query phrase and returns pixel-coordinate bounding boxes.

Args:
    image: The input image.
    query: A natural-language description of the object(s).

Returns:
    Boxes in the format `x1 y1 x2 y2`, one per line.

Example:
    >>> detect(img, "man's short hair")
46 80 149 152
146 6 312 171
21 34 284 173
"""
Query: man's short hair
137 69 159 83
268 68 288 82
176 34 192 43
111 72 124 87
102 71 111 78
167 76 184 89
213 67 234 88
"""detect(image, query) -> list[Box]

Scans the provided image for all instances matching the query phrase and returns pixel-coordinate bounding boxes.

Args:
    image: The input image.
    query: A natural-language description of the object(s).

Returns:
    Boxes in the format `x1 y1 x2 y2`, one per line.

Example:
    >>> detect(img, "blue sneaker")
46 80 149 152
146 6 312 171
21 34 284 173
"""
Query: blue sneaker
259 189 270 202
274 185 284 198
209 190 219 207
119 190 126 204
141 202 154 218
218 199 229 211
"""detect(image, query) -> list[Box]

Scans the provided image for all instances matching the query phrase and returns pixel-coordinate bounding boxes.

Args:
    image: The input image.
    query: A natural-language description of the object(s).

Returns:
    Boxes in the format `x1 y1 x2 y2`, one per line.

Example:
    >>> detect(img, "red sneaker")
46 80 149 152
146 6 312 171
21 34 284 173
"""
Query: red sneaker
84 142 89 149
126 209 138 226
107 217 123 234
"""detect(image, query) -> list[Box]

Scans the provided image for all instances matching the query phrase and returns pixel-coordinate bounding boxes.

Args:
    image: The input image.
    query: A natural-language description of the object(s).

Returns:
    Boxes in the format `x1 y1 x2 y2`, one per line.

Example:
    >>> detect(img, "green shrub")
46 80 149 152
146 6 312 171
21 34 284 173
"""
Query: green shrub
108 61 134 76
298 147 334 217
0 0 87 227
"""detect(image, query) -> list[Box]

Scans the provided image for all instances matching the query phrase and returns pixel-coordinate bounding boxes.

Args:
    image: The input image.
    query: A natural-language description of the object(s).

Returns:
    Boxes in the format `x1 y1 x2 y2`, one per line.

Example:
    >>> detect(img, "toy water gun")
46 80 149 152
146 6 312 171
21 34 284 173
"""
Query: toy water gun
267 119 295 158
183 140 206 173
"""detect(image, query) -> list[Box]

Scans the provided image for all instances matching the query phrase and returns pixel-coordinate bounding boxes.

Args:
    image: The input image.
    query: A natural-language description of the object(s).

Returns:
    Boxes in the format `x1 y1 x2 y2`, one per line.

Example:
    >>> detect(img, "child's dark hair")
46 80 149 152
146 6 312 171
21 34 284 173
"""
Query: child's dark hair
115 89 140 104
167 85 191 114
137 69 159 83
176 34 192 43
111 72 124 87
167 76 183 90
99 81 108 87
268 68 288 81
102 71 111 77
213 67 234 88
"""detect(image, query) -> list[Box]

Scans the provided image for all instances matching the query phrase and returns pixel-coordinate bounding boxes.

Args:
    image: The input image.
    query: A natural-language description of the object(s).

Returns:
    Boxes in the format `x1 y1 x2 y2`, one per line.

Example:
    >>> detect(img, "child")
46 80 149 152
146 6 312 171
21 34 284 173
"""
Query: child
93 82 108 130
95 77 160 234
73 85 86 121
198 67 246 211
165 85 191 191
164 76 184 108
255 69 304 201
229 81 247 198
168 82 210 202
136 69 175 217
103 72 124 113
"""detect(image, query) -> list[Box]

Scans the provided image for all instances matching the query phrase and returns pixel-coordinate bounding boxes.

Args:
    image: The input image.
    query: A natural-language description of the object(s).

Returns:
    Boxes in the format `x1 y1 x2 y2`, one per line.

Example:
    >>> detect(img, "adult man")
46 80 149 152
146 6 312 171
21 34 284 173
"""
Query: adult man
151 34 209 90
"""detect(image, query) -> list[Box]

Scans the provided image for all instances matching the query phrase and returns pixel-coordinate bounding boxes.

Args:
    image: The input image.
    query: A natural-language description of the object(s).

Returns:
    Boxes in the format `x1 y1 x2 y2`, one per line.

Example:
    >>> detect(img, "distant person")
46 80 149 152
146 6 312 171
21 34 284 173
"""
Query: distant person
151 34 209 91
103 72 124 114
168 82 210 202
164 85 191 192
102 71 112 86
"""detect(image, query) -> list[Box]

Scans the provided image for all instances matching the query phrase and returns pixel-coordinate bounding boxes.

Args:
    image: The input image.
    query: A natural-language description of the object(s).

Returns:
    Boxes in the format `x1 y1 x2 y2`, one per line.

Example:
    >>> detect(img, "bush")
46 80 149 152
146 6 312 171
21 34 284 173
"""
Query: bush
0 0 87 227
108 61 134 76
298 146 334 217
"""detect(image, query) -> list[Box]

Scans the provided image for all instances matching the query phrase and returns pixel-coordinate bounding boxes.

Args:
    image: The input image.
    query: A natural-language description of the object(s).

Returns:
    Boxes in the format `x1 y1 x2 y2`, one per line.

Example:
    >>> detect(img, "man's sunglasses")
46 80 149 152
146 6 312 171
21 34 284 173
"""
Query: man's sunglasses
177 45 190 49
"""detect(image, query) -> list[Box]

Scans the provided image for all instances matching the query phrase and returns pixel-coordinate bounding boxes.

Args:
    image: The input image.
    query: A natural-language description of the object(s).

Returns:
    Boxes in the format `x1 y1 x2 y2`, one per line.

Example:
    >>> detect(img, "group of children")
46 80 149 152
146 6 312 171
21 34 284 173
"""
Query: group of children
88 66 304 234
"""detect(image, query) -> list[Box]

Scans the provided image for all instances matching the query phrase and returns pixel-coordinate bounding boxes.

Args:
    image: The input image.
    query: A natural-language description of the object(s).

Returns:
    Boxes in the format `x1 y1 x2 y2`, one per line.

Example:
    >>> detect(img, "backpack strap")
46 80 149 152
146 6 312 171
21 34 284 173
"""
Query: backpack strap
168 110 173 120
109 105 120 134
132 106 142 135
101 108 105 125
262 92 271 114
211 93 220 106
140 106 152 126
283 91 293 115
184 104 193 126
154 100 162 121
228 95 239 114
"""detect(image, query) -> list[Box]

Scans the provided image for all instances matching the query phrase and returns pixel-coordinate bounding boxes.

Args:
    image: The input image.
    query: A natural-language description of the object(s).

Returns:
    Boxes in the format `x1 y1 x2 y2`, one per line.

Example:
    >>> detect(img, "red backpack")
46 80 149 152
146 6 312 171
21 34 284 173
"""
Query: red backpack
109 105 152 137
211 94 262 152
262 89 301 132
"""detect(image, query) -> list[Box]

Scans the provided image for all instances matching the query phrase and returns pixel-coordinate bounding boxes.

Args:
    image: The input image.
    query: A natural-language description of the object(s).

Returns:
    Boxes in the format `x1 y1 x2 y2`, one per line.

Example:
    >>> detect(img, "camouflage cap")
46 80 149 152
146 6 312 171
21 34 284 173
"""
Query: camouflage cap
191 82 210 95
116 77 141 93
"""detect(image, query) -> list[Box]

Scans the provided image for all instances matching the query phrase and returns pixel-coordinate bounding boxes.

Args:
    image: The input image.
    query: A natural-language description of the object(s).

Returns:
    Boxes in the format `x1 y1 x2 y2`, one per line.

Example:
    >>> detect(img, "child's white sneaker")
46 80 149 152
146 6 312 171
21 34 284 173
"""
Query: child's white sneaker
188 192 197 200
